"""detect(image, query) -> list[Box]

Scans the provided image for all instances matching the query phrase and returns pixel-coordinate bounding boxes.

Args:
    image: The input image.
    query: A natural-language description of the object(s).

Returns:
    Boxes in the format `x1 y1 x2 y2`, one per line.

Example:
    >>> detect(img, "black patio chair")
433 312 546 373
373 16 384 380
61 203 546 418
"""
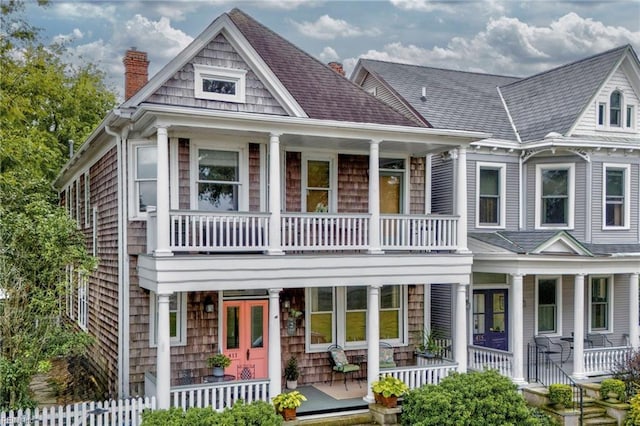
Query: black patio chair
327 344 361 390
587 333 613 347
534 336 564 365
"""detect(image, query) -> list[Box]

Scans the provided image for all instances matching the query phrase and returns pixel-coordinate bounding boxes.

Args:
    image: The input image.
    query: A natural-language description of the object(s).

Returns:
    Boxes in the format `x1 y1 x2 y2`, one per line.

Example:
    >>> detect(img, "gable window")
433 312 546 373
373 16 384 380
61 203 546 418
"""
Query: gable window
379 158 406 214
603 164 630 229
77 272 88 331
132 144 157 217
590 276 612 331
535 163 574 229
476 163 505 227
193 64 246 103
627 105 635 128
306 285 406 351
150 292 187 346
196 149 240 211
598 103 606 126
536 277 561 335
610 91 622 127
303 155 336 212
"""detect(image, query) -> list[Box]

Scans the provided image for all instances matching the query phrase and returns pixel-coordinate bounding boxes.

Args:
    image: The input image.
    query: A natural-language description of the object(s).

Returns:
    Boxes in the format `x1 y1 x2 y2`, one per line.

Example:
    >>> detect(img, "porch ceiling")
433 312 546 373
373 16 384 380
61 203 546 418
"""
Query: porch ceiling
137 252 473 294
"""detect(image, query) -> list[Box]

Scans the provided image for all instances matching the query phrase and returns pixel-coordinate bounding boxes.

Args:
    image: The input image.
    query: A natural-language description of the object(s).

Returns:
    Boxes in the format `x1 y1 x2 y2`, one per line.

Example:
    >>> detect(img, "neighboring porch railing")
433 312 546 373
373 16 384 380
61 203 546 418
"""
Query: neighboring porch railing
380 362 457 389
281 213 369 250
170 378 270 411
468 345 513 378
584 346 632 376
380 215 458 250
148 211 460 253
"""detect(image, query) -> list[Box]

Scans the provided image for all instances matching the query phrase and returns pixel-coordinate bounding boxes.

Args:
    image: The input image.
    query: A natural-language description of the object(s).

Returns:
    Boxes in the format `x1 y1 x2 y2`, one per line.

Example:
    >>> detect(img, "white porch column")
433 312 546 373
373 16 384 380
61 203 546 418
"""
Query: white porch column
511 274 525 384
573 274 586 379
156 293 172 409
368 140 383 254
155 127 172 256
366 284 381 402
267 134 283 255
454 283 468 372
630 273 640 349
454 147 468 253
268 288 283 398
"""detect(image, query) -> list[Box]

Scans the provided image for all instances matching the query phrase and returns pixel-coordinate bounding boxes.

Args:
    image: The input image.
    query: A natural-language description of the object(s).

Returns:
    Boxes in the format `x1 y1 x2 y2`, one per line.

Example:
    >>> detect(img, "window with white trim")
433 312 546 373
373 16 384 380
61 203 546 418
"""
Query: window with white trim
603 164 630 229
66 265 75 320
84 173 91 227
598 103 606 126
535 163 574 229
131 143 157 217
610 91 622 127
590 276 612 332
536 277 562 335
69 182 76 221
150 292 187 346
302 155 336 213
476 163 505 227
193 64 246 103
77 272 88 331
306 285 406 351
597 91 636 130
626 105 635 129
379 158 406 214
195 148 241 211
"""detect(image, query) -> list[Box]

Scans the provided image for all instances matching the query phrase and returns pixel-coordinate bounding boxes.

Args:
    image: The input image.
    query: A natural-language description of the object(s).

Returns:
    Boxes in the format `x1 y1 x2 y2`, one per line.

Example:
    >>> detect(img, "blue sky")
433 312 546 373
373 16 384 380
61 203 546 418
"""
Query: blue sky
26 1 640 100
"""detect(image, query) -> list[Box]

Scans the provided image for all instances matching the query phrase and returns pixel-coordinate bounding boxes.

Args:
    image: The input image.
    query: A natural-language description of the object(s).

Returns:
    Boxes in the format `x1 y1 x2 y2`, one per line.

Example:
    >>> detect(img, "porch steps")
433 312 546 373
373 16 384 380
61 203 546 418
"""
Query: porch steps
291 411 377 425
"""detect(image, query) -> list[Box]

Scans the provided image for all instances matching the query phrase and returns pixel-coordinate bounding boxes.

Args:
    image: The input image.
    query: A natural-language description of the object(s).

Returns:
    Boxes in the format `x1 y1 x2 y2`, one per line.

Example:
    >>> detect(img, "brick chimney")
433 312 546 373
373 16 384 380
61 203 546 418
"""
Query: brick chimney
123 48 149 100
328 61 345 77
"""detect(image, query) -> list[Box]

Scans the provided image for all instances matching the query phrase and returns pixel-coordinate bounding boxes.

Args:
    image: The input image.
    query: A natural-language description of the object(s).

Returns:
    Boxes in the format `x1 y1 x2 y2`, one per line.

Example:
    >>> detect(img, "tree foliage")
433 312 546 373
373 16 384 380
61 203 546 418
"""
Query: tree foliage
0 0 116 409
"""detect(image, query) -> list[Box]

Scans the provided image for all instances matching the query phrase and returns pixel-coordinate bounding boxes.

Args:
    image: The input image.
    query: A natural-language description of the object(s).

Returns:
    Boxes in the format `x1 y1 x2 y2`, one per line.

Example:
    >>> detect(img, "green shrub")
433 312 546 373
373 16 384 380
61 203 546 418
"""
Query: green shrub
613 349 640 396
528 407 558 426
548 384 572 408
141 401 281 426
401 370 542 425
600 378 626 401
626 392 640 425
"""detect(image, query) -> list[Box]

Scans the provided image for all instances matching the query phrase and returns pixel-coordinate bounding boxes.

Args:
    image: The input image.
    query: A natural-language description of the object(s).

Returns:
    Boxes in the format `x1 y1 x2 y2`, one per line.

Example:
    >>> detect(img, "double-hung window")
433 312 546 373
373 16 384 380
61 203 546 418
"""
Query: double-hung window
536 277 561 335
77 272 88 331
150 292 187 346
345 286 367 343
590 276 612 332
303 155 335 213
309 287 334 346
603 164 630 229
476 163 505 227
196 149 241 211
132 144 157 217
610 91 622 127
535 164 574 229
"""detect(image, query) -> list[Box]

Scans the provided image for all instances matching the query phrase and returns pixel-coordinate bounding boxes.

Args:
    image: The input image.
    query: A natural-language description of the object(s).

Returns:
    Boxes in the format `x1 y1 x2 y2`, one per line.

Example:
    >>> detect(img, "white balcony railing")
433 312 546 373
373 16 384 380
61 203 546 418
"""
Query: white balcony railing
147 210 459 253
381 362 458 389
584 346 632 376
170 379 270 411
468 345 513 378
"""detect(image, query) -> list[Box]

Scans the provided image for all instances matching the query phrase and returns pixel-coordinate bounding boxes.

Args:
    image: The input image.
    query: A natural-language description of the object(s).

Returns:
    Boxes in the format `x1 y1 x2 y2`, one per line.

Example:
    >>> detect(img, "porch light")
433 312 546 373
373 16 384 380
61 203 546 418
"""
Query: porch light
203 296 214 313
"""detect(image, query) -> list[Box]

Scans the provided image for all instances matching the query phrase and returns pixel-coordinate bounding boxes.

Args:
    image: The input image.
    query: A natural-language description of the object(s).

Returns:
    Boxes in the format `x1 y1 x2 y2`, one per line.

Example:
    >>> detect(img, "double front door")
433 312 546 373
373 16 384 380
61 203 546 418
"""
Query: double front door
473 289 508 351
223 300 268 379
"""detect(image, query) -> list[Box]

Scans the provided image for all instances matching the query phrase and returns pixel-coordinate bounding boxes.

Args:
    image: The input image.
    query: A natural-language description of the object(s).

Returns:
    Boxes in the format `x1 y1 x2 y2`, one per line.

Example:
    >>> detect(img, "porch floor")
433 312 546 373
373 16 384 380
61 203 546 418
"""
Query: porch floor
296 381 368 416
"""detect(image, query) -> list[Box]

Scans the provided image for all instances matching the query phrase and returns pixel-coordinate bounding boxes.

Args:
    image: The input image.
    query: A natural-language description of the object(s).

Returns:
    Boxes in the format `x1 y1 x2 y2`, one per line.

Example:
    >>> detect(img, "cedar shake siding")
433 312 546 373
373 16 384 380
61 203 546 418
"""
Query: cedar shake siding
249 143 261 211
337 154 369 213
178 138 190 210
285 151 302 212
409 157 426 215
147 34 287 115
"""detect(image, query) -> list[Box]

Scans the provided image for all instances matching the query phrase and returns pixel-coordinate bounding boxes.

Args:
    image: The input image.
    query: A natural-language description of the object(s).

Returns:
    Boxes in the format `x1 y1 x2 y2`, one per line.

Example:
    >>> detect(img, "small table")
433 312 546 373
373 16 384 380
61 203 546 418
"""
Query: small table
560 336 593 362
203 374 236 383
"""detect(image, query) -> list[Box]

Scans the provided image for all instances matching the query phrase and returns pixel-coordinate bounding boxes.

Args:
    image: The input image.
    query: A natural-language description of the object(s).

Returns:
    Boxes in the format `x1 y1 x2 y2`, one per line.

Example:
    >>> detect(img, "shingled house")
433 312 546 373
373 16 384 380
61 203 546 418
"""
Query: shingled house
55 9 484 408
352 45 640 383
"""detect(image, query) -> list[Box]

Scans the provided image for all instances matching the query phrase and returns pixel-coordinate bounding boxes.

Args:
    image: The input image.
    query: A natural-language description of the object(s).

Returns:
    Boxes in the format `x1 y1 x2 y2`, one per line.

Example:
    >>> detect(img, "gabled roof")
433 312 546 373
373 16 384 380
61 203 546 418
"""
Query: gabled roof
469 231 592 256
356 59 518 139
227 9 419 127
500 45 631 142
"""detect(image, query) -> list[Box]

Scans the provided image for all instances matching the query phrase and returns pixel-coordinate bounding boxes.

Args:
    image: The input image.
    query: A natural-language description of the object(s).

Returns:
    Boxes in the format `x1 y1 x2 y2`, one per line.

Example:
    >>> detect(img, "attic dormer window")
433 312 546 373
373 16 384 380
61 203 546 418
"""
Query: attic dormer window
193 64 246 103
609 91 621 127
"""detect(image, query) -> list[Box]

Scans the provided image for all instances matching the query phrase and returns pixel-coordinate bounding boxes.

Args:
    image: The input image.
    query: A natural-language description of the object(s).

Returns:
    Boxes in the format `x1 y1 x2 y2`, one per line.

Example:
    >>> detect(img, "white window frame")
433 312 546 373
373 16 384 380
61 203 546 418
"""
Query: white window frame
610 90 622 127
84 173 90 228
189 141 249 211
66 265 75 320
597 102 607 127
301 153 338 213
535 163 575 229
588 275 613 333
77 272 88 331
535 276 562 337
305 285 407 352
92 207 98 256
379 157 409 215
149 292 187 347
128 140 158 220
596 91 636 132
475 162 506 228
626 104 636 129
602 163 630 230
193 64 246 103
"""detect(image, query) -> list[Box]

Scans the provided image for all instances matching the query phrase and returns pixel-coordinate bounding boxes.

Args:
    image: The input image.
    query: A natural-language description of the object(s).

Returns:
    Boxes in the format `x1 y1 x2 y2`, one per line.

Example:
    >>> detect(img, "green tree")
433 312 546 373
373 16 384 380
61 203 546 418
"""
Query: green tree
0 0 116 409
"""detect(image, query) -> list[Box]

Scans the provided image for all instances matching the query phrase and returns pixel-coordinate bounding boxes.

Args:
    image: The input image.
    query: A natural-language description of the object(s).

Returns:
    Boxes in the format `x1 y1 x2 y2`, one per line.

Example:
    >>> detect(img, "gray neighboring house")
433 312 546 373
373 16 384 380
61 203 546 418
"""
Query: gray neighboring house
353 45 640 382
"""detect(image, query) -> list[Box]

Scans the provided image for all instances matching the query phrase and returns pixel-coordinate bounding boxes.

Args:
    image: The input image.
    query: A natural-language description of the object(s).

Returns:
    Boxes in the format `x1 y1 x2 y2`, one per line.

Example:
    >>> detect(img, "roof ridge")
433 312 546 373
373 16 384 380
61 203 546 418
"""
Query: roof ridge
360 58 521 80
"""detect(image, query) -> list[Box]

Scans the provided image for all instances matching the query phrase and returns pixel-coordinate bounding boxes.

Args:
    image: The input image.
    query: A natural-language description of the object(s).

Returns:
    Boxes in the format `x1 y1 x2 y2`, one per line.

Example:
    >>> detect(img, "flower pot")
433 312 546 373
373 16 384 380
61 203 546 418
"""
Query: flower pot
213 367 224 377
286 380 298 390
279 407 297 421
375 392 398 408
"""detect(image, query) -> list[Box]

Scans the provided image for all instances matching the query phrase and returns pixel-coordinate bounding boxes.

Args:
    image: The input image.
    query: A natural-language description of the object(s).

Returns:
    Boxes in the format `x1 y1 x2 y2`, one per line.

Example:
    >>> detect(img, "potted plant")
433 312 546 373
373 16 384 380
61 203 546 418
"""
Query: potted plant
284 355 299 389
600 378 626 403
272 390 307 420
548 383 572 410
207 353 231 377
371 375 409 408
414 329 441 358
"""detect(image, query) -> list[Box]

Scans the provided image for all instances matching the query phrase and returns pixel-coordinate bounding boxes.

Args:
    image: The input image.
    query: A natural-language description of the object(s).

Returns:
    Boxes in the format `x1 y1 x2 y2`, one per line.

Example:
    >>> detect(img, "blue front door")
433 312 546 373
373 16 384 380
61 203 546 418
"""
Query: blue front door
473 289 508 351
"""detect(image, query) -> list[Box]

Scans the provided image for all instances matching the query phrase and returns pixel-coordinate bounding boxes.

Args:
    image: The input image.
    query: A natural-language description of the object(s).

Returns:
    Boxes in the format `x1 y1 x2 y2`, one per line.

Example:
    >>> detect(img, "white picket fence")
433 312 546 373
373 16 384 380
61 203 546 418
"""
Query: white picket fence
380 362 458 389
0 397 155 426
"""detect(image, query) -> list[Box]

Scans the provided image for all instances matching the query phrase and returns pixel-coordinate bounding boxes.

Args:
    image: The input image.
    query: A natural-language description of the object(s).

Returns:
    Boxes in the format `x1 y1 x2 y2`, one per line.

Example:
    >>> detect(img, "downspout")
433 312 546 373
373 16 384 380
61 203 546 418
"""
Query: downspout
105 123 130 397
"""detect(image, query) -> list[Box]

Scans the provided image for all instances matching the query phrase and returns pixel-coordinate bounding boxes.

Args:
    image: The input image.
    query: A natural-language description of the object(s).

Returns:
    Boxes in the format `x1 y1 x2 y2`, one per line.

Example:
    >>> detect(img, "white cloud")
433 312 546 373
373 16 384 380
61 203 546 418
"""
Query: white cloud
291 15 381 40
347 12 640 77
256 0 322 10
390 0 506 15
50 3 118 23
52 28 84 45
318 46 339 62
389 0 455 13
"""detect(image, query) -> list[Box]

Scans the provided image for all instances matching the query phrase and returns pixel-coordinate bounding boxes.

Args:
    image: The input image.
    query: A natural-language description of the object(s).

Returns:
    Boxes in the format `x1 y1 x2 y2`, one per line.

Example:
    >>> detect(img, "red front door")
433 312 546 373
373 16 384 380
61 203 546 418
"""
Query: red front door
223 300 268 380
